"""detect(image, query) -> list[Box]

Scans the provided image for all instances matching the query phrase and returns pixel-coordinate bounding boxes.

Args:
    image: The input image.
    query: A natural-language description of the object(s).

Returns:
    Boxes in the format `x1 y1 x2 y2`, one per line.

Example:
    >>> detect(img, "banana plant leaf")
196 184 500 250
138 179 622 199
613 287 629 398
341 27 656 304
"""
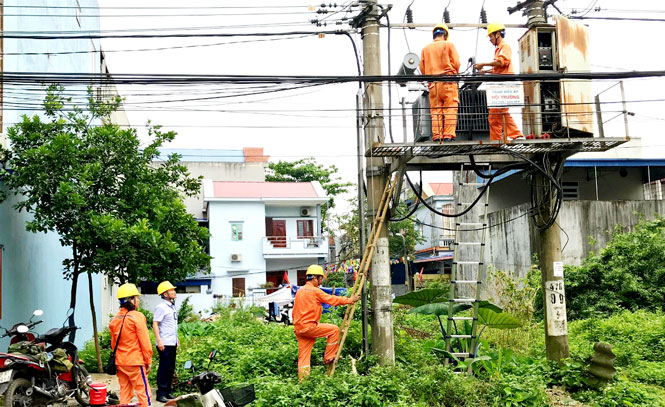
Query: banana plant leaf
409 302 467 316
393 288 449 307
477 308 522 329
409 300 503 316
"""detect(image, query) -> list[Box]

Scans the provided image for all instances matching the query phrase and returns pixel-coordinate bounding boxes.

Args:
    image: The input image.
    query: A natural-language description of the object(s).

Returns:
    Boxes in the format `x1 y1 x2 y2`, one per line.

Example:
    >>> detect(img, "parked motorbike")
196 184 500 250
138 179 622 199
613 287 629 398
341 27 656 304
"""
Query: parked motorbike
175 350 254 407
0 309 91 407
0 310 44 345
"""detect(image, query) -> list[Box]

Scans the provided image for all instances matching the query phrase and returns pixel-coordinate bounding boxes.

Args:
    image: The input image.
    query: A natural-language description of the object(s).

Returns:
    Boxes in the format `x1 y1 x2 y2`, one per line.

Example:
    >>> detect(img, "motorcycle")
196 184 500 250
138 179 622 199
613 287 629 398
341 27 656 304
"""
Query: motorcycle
0 309 91 407
0 310 44 346
174 350 254 407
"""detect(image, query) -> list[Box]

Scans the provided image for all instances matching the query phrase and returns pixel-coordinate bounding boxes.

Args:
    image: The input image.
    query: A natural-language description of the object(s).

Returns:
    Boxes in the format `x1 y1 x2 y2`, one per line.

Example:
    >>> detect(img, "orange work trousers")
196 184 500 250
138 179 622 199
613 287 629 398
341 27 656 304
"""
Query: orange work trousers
117 365 152 406
428 82 459 141
488 108 523 141
295 323 340 380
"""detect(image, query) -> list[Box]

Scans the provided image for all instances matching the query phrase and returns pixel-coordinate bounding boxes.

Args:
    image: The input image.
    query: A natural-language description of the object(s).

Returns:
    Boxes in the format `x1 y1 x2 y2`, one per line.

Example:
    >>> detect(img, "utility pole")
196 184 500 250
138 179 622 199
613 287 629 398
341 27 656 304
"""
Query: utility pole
361 0 395 365
535 168 569 361
510 0 569 362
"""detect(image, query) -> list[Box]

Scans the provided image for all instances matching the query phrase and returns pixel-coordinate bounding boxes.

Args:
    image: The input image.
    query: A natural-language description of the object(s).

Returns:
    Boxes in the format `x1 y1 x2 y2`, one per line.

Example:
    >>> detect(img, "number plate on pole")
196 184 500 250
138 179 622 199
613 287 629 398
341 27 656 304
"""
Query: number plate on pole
545 280 568 336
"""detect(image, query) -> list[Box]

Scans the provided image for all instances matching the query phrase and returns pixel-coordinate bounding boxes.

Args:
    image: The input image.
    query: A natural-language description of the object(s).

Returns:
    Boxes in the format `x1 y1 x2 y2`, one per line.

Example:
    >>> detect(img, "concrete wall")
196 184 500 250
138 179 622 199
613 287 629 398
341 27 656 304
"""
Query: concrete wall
485 200 665 278
3 0 102 136
0 0 103 349
489 167 647 212
0 188 101 350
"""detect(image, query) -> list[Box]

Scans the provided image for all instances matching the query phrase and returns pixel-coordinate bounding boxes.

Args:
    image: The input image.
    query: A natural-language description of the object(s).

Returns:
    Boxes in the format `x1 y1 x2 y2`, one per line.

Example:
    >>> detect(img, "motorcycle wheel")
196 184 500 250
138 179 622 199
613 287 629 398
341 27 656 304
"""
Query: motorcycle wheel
4 378 33 407
74 366 91 406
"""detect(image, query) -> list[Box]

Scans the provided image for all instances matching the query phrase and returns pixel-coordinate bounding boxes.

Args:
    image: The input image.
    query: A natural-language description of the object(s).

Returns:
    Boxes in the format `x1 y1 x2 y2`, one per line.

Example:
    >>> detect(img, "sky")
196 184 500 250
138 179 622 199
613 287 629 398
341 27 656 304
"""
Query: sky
95 0 665 216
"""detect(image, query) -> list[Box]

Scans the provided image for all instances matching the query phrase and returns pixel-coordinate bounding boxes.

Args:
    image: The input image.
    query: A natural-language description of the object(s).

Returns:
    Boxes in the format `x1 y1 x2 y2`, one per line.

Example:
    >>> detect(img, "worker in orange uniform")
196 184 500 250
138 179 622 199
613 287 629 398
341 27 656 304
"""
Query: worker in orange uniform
109 283 153 406
419 23 461 142
293 265 360 381
475 22 525 142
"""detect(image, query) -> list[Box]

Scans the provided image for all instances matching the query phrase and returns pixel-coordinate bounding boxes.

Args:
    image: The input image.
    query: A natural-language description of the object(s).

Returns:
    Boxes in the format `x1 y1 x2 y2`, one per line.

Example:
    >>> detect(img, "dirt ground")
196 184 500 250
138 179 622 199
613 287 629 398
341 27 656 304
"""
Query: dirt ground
61 373 162 406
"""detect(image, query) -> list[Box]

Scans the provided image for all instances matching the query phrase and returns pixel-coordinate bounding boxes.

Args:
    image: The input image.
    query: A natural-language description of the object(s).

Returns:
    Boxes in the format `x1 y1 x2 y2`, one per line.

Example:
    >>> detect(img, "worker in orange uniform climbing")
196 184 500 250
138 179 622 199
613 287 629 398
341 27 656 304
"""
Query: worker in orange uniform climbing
475 22 525 142
419 23 461 142
109 283 153 406
293 265 360 381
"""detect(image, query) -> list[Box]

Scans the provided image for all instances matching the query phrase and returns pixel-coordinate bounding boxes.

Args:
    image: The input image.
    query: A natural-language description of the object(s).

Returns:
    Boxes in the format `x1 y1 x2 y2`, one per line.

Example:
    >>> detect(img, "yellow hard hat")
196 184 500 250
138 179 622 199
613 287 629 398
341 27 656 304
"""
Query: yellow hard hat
117 283 141 299
487 22 506 37
433 23 449 36
306 265 325 276
157 281 176 296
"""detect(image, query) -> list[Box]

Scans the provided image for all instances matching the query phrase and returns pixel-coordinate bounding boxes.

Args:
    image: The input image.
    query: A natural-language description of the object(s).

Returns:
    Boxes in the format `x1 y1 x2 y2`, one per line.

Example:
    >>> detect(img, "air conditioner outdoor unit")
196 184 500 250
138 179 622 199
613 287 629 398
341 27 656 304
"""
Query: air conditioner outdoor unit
230 253 242 262
300 208 311 217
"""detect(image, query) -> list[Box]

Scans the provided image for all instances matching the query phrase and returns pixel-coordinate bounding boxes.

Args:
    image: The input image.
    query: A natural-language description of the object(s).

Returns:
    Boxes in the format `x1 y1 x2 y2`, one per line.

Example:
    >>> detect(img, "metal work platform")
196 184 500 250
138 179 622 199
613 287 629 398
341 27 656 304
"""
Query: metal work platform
367 138 629 171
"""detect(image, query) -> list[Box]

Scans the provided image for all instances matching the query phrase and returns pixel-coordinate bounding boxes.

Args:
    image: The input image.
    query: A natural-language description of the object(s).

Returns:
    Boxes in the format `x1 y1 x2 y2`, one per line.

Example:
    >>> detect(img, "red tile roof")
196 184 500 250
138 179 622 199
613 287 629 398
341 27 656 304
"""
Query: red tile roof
211 181 321 199
429 183 453 196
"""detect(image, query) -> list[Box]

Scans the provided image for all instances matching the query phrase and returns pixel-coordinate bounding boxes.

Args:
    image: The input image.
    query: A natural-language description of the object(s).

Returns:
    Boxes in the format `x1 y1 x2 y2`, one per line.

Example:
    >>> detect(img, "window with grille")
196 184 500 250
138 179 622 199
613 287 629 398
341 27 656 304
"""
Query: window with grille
644 179 665 200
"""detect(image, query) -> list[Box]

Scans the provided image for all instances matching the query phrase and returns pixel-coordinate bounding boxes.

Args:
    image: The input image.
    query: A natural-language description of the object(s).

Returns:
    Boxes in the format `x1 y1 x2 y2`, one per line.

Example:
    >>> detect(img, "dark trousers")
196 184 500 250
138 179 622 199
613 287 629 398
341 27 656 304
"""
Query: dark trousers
156 345 177 398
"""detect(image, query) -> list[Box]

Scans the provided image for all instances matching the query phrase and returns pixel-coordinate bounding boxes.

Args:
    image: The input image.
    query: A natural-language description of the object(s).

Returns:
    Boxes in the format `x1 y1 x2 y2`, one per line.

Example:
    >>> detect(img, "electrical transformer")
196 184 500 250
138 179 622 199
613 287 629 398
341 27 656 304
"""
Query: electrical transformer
519 15 594 138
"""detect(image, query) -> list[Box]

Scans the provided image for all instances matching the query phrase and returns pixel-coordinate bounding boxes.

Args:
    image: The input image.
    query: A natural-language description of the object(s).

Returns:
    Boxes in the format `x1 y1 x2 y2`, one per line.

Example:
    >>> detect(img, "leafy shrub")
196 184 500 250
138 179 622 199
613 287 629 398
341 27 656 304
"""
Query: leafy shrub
576 379 665 407
567 311 665 367
178 296 195 323
565 218 665 320
628 361 665 387
80 328 112 373
138 305 153 326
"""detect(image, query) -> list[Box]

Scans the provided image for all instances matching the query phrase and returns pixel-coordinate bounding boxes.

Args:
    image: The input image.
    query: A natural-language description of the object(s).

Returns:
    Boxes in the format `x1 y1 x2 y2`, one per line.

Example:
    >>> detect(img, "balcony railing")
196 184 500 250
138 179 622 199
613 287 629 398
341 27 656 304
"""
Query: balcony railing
435 235 456 248
262 236 329 258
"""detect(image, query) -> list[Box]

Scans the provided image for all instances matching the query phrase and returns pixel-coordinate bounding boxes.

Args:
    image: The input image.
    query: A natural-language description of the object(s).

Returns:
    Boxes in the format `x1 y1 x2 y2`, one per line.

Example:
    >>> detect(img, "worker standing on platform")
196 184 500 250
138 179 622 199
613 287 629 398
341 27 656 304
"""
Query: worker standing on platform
293 265 360 381
419 23 460 142
475 22 525 142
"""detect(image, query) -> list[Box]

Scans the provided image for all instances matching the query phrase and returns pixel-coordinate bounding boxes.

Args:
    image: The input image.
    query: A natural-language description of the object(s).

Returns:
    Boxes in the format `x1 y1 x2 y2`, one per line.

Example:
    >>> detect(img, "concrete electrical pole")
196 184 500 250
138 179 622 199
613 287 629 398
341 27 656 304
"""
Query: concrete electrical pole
361 0 395 365
509 0 569 362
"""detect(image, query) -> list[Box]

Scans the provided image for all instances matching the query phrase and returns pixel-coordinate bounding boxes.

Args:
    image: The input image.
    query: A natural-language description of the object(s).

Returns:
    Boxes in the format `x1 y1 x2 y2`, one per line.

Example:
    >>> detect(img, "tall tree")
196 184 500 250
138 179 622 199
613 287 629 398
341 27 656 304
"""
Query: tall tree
0 86 210 371
333 193 423 261
265 158 352 231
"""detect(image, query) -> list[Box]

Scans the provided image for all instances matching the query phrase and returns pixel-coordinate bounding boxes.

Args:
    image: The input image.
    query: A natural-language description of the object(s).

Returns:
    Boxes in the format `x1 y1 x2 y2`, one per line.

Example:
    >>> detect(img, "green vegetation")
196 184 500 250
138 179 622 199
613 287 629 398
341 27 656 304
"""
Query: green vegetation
564 218 665 320
79 218 665 406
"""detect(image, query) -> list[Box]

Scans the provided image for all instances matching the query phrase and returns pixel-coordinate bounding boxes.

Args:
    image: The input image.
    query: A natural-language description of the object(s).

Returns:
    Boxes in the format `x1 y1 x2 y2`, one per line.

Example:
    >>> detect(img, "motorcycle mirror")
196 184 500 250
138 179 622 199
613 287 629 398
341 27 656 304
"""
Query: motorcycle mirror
184 361 193 370
17 325 29 334
209 350 217 361
33 310 44 317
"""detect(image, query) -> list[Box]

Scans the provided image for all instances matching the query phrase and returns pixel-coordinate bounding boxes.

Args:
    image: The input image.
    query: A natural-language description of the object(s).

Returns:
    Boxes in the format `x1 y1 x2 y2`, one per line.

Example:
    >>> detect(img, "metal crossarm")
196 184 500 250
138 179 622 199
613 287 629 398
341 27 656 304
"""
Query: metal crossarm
328 174 398 377
445 163 491 373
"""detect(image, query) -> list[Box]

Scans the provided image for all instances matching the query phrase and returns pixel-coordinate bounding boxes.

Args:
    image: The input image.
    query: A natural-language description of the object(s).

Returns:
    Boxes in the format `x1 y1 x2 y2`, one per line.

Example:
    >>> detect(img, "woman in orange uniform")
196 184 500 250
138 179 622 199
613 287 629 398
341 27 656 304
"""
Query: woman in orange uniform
292 265 360 381
475 22 525 142
109 283 153 406
419 23 460 142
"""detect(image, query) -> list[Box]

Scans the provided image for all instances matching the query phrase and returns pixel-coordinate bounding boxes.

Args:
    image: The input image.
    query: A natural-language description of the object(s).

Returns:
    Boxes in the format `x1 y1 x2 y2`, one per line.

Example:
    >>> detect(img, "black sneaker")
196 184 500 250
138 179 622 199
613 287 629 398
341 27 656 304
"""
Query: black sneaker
156 396 169 403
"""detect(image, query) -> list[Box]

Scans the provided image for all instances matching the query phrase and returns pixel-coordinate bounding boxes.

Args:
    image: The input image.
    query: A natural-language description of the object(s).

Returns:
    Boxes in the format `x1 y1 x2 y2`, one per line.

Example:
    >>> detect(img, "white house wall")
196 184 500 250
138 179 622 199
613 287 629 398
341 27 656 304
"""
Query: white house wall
209 201 266 300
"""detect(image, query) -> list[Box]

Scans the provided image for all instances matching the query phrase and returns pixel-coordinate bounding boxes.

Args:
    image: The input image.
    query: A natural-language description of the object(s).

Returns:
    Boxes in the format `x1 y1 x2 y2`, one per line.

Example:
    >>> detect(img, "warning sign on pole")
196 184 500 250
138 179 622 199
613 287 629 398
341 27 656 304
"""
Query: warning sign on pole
486 82 524 108
545 280 568 336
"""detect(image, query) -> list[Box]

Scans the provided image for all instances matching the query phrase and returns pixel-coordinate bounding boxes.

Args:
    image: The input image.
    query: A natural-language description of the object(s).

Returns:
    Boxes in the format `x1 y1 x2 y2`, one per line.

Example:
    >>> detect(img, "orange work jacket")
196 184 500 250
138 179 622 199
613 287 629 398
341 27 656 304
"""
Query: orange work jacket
109 309 153 367
419 37 460 76
492 40 515 75
293 282 353 332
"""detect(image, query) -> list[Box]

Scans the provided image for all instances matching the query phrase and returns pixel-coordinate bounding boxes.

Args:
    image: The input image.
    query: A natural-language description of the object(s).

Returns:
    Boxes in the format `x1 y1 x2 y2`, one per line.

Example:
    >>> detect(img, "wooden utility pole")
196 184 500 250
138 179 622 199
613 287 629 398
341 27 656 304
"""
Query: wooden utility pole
361 0 395 365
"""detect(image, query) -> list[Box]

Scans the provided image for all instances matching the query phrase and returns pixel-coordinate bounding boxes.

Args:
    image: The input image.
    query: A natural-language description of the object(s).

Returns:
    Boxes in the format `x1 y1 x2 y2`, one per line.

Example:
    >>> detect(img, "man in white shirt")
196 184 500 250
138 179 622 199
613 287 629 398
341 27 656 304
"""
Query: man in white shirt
152 281 179 403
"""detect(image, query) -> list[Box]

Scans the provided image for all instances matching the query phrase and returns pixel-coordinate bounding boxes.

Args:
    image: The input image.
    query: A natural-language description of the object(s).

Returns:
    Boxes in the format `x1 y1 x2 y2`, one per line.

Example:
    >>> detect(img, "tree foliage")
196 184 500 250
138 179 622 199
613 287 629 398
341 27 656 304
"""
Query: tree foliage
564 217 665 320
0 85 210 285
265 158 352 231
334 194 423 261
